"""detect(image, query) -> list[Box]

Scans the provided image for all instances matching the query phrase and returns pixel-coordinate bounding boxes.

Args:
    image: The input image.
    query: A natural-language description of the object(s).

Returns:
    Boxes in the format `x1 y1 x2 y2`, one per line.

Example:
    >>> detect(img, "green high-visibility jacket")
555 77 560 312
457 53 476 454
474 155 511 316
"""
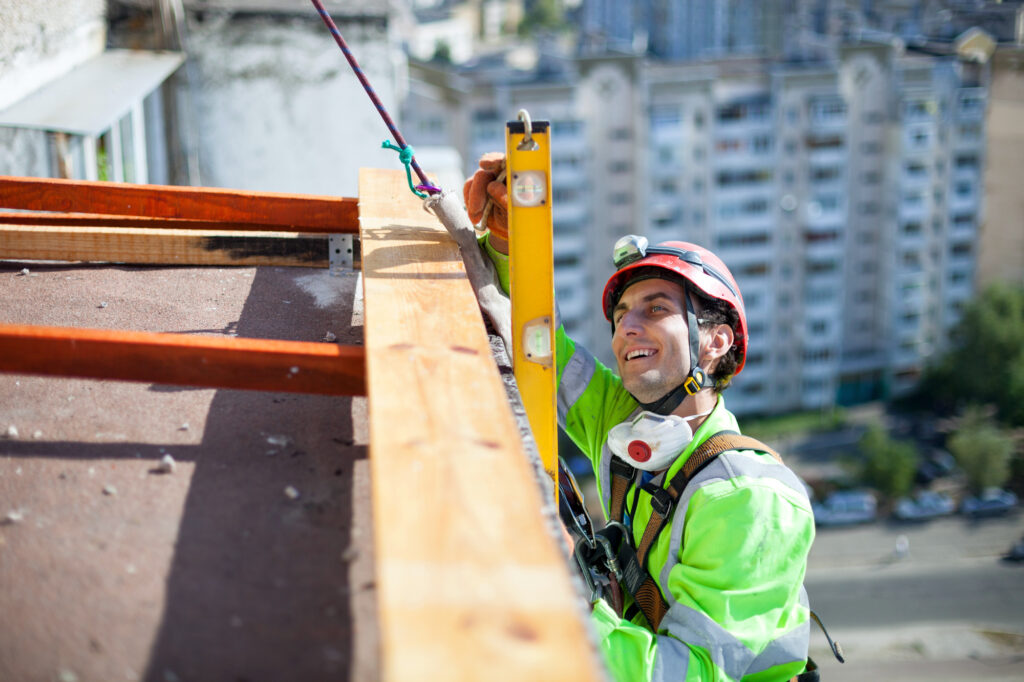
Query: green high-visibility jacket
484 238 815 681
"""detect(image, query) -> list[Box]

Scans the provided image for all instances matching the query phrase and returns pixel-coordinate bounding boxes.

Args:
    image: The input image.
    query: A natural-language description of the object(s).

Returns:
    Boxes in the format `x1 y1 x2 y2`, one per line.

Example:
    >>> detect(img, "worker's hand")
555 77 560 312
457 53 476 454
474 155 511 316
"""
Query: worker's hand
463 152 509 254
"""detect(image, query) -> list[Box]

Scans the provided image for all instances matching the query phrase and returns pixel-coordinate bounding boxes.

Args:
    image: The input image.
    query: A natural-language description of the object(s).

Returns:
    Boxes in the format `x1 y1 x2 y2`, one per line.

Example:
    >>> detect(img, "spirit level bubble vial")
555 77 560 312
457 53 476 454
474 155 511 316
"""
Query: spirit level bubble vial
506 111 557 483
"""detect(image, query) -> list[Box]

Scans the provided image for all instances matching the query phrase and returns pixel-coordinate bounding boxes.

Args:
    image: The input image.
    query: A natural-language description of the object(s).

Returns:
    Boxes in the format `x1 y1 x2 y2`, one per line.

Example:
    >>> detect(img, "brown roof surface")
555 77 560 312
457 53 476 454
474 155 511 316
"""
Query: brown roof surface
0 261 377 681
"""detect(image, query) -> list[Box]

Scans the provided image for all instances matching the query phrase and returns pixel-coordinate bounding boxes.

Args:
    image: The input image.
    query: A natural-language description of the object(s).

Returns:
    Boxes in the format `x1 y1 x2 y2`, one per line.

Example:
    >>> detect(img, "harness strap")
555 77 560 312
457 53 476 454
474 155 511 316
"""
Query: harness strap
603 430 782 632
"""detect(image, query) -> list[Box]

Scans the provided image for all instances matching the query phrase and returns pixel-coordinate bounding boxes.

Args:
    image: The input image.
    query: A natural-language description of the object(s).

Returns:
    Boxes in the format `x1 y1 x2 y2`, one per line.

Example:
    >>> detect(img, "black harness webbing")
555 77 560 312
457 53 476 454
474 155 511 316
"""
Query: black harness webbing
604 430 782 631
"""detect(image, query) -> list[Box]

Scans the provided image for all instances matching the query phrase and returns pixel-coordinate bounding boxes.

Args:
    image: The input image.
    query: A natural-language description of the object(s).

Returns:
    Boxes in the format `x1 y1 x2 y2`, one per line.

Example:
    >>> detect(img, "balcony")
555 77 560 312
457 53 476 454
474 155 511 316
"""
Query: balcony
956 89 986 122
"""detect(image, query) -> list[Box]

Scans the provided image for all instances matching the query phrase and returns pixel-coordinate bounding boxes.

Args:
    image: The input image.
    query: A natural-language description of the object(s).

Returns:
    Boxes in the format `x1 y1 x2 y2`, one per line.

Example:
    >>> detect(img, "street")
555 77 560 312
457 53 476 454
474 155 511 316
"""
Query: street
804 513 1024 681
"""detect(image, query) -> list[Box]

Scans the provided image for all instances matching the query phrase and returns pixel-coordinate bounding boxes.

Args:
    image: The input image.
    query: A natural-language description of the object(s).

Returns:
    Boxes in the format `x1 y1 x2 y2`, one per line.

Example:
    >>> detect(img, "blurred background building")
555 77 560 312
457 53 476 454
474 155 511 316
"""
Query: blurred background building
1 0 1021 415
405 0 1019 416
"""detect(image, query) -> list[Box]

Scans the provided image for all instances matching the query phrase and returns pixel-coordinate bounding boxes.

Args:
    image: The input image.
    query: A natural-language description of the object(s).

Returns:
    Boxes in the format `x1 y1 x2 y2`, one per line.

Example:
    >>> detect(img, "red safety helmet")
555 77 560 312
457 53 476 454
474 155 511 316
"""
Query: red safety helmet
602 235 748 376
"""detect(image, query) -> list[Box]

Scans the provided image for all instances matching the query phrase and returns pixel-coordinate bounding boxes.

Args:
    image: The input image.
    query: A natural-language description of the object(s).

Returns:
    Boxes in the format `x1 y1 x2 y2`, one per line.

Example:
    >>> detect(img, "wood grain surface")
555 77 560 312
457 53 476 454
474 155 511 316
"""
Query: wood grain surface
359 169 600 681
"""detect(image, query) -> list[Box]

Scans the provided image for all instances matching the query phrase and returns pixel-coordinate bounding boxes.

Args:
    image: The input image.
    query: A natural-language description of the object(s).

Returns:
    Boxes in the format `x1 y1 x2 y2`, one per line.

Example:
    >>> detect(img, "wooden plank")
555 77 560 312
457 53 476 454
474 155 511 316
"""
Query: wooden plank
0 323 366 396
0 224 329 267
0 211 343 234
359 168 600 682
0 176 359 232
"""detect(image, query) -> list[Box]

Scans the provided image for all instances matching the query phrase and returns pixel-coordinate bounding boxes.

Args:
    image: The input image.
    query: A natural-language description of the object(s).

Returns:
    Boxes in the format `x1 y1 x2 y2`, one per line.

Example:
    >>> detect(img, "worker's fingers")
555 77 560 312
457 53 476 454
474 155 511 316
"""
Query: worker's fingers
464 168 496 223
487 204 508 237
478 151 505 174
486 178 508 210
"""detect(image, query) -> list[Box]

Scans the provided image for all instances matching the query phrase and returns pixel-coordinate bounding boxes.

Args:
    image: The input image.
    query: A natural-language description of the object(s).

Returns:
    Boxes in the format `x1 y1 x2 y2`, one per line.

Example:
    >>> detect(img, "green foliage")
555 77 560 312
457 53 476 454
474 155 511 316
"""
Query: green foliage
97 146 109 182
430 40 452 64
518 0 568 36
858 426 917 502
742 407 847 442
917 284 1024 426
948 406 1015 494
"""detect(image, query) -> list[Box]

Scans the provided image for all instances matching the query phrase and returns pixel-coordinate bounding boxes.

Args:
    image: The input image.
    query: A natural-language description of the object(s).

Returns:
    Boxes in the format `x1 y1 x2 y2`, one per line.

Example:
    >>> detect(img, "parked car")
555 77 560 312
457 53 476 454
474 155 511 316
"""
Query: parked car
915 450 957 485
893 490 956 521
961 488 1018 518
812 490 878 526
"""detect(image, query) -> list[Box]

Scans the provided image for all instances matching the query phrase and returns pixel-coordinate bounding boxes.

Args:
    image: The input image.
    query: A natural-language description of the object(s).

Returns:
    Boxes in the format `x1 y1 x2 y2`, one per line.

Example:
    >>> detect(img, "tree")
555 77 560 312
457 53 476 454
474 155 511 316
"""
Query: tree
518 0 568 36
947 406 1015 494
430 40 451 64
916 284 1024 426
859 426 917 503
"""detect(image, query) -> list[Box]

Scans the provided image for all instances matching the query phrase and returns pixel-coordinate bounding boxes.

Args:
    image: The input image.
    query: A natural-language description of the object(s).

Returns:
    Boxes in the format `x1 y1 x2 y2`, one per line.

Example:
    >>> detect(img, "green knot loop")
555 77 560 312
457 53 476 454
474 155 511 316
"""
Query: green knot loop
381 139 426 198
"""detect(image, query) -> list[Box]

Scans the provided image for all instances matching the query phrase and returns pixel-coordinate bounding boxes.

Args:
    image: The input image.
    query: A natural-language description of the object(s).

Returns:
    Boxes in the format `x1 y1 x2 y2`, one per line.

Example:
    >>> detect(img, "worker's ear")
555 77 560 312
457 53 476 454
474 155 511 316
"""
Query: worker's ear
700 323 734 372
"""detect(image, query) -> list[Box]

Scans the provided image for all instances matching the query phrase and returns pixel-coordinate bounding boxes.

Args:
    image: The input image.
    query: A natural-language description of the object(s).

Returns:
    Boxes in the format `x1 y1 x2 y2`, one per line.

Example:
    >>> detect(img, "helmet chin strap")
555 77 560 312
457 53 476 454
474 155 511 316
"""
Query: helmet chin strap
634 283 713 416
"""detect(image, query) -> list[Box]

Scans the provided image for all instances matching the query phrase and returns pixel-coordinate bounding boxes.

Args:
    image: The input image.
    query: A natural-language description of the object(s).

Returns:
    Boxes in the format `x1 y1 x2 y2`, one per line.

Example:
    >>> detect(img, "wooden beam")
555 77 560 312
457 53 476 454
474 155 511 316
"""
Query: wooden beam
0 323 366 396
0 224 329 267
0 211 342 234
0 175 359 232
359 168 600 682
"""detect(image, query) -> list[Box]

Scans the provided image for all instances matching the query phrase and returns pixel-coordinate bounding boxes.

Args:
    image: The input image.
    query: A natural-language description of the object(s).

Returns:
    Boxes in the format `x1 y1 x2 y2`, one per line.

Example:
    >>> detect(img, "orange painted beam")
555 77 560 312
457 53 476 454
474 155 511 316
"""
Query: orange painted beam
0 323 366 396
0 211 341 234
0 176 359 233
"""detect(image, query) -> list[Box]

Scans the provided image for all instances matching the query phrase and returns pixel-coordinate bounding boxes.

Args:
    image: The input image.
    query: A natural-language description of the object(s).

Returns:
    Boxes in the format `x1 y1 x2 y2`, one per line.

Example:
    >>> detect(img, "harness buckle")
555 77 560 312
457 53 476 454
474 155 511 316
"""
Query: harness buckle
648 487 674 518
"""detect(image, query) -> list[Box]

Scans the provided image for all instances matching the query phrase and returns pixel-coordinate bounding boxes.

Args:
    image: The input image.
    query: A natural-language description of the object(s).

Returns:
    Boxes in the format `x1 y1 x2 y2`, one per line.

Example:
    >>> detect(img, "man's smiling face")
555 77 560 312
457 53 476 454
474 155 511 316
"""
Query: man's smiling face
610 277 692 404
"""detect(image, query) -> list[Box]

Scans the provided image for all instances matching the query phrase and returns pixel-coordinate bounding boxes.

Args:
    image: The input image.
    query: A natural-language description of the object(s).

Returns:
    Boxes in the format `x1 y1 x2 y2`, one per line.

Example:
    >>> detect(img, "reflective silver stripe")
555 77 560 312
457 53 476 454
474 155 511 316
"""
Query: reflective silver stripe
652 633 691 682
662 601 756 680
745 620 810 676
558 344 596 424
599 441 613 518
653 451 813 678
659 451 809 591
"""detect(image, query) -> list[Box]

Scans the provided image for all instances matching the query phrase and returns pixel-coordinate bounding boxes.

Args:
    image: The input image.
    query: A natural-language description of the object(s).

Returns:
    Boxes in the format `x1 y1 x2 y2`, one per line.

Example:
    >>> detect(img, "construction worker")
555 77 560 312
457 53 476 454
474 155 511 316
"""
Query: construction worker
465 153 817 682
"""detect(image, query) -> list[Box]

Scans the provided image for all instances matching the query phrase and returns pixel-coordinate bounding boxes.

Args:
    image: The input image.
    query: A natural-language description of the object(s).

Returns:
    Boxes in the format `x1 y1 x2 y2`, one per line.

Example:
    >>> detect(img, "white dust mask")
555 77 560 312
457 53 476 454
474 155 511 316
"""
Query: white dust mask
607 408 712 472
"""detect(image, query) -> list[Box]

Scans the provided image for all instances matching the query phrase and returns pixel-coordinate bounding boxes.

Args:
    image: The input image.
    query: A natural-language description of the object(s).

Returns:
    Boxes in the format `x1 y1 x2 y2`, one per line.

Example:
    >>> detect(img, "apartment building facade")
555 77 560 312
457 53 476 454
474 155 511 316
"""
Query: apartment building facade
406 32 987 415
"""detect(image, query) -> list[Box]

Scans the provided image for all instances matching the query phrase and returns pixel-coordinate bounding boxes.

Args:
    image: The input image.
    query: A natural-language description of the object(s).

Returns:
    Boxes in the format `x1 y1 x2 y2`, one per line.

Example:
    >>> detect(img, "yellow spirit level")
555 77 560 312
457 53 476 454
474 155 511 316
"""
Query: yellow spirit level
506 112 557 484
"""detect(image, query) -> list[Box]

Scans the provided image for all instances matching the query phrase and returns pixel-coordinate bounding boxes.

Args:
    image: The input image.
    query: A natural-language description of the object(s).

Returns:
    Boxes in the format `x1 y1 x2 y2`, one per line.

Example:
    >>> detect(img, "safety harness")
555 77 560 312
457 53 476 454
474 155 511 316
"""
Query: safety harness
570 430 843 681
587 430 783 630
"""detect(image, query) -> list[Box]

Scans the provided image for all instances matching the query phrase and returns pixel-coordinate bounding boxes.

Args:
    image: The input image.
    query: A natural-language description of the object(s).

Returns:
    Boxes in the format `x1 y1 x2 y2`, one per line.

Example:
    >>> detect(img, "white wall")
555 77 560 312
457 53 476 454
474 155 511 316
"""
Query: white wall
0 0 107 110
184 12 407 197
0 0 107 175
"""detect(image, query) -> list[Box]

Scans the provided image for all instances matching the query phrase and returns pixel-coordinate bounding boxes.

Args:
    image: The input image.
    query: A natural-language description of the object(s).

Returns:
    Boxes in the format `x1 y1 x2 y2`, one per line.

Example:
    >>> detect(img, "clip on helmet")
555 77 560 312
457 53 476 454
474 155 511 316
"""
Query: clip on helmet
603 234 748 415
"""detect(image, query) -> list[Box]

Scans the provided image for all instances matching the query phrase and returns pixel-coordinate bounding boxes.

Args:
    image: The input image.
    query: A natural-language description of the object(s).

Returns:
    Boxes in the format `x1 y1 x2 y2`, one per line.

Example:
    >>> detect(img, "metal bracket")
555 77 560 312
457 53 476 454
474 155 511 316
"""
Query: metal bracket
329 234 354 275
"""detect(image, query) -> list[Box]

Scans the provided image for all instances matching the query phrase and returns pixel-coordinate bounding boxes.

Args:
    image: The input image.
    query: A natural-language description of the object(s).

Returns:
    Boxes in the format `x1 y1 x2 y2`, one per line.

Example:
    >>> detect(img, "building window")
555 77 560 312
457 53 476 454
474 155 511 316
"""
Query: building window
811 98 846 123
716 169 773 187
554 188 579 203
955 154 979 170
807 135 843 150
910 129 929 148
717 98 770 123
811 166 841 182
904 161 927 176
807 260 837 275
650 105 681 128
719 232 771 248
739 263 769 277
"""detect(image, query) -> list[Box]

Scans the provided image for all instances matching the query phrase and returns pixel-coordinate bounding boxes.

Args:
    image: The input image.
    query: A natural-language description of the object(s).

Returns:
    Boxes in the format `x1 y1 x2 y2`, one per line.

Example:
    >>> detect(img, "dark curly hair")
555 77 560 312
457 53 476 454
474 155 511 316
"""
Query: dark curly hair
693 292 742 392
